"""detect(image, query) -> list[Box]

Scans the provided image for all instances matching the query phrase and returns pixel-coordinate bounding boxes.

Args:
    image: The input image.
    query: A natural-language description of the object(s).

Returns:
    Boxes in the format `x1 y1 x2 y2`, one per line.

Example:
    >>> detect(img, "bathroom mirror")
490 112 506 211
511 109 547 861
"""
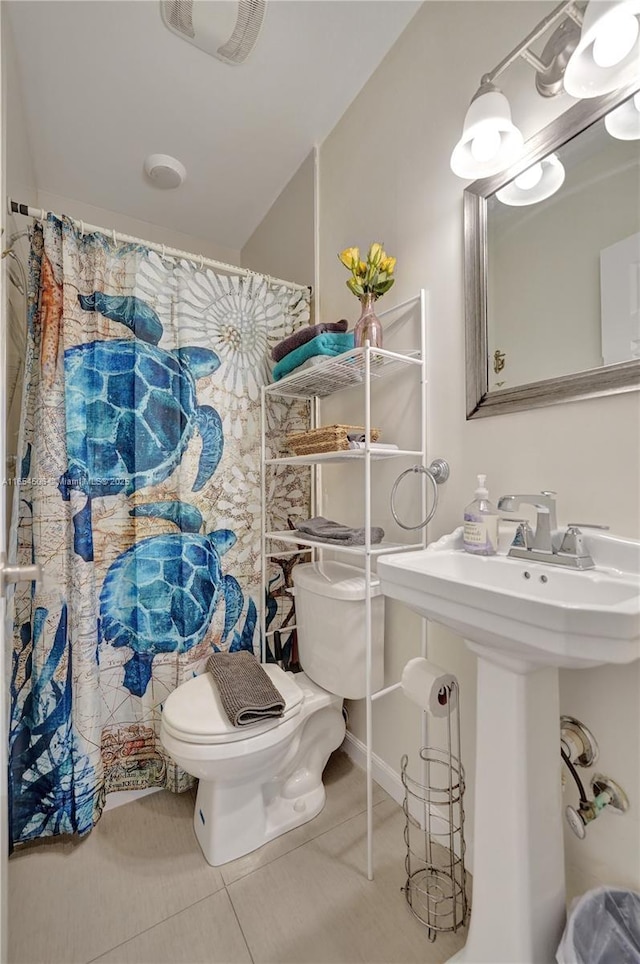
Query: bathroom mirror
465 82 640 418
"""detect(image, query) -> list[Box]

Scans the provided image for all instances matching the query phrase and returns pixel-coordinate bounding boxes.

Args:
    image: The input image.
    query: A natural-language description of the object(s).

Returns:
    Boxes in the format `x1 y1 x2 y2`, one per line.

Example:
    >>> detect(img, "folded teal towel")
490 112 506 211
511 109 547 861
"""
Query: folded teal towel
272 332 355 381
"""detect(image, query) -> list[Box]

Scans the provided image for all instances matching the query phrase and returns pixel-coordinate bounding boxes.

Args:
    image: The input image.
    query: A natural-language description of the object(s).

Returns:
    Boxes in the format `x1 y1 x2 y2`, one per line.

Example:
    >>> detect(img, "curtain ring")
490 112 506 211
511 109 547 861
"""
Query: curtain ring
390 459 450 531
40 209 46 221
199 254 204 271
79 220 84 237
112 228 117 245
161 244 166 261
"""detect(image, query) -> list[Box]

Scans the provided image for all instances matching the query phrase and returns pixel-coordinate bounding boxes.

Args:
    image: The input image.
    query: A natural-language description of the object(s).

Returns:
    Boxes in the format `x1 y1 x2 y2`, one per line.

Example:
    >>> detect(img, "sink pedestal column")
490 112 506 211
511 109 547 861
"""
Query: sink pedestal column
453 649 566 964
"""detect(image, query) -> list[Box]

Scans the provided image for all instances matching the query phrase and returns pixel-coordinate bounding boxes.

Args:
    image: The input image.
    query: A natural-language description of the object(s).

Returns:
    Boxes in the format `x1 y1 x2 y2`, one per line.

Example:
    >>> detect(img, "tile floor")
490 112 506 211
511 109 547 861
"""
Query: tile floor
9 751 469 964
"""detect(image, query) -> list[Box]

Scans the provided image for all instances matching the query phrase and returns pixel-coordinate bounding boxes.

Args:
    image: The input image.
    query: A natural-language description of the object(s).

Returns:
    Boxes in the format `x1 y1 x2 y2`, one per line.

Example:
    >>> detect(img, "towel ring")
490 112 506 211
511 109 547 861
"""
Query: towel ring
390 459 450 531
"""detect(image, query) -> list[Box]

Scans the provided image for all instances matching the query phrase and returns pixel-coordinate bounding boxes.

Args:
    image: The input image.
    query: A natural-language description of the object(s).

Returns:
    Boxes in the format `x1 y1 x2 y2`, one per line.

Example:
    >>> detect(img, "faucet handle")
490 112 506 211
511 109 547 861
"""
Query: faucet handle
559 524 609 556
566 523 610 530
512 521 534 549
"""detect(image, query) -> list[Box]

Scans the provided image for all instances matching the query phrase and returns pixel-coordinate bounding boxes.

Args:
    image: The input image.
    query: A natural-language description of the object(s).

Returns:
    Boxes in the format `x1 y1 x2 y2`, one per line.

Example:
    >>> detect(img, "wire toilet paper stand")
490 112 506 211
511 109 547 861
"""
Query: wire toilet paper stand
400 679 469 942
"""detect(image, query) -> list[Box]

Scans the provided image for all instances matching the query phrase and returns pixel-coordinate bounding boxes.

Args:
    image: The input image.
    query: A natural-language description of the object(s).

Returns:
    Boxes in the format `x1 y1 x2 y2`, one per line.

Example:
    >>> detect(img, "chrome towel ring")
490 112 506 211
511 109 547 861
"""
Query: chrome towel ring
390 459 450 531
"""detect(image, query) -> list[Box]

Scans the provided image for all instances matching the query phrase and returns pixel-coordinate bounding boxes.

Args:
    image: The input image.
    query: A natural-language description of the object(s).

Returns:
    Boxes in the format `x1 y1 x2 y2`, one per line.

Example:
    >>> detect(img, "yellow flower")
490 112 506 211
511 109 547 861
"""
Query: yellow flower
338 242 396 301
338 247 360 271
367 242 384 267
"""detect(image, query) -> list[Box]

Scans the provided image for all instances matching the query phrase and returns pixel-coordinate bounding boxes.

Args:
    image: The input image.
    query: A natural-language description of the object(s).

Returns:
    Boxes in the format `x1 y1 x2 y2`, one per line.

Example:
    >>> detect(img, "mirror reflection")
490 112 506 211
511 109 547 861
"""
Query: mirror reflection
486 91 640 391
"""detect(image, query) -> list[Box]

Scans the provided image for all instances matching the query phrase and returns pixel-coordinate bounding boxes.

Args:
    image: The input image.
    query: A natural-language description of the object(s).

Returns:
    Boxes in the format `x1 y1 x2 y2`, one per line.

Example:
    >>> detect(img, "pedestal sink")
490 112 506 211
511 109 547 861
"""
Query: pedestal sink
378 528 640 964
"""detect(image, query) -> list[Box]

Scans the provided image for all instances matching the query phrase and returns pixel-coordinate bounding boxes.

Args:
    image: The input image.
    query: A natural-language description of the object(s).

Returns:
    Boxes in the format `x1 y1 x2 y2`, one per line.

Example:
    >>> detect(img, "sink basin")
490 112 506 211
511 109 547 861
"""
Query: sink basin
378 527 640 670
378 526 640 964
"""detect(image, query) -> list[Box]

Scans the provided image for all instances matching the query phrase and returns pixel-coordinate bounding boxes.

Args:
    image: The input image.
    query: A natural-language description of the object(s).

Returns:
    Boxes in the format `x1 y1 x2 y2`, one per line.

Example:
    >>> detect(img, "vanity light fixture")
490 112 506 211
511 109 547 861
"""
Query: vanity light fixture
604 89 640 138
496 154 566 205
564 0 640 97
450 82 524 178
450 0 640 180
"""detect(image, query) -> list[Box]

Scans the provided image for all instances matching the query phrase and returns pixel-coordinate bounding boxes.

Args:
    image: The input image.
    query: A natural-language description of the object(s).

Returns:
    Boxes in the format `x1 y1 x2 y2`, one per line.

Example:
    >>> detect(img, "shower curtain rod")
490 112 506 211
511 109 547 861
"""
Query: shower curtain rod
7 198 310 293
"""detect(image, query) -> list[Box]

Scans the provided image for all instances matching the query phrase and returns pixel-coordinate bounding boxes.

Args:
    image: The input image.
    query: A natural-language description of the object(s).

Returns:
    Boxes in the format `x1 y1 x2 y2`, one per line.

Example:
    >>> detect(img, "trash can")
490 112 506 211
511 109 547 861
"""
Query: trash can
556 886 640 964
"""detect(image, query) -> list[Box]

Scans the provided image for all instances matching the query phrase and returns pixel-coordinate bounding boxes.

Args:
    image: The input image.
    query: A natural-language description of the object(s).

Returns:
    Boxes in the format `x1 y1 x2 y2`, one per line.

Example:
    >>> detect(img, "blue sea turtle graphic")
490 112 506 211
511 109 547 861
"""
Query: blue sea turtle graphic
99 501 251 697
59 292 224 562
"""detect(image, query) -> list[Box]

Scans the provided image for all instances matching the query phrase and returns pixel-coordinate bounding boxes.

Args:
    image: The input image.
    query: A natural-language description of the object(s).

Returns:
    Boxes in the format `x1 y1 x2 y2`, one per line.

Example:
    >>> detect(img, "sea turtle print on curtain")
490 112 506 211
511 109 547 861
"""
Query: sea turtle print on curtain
61 292 224 562
9 215 310 845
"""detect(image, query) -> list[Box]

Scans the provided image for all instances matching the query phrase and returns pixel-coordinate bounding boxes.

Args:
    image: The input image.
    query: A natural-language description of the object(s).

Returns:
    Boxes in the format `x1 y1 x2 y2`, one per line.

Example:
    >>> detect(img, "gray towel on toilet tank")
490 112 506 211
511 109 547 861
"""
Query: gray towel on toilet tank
206 651 285 726
296 516 384 545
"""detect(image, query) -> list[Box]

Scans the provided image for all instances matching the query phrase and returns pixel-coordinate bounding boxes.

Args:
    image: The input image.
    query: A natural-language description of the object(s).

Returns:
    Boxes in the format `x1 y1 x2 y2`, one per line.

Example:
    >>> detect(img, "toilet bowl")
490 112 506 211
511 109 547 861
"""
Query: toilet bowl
160 665 345 866
160 561 379 866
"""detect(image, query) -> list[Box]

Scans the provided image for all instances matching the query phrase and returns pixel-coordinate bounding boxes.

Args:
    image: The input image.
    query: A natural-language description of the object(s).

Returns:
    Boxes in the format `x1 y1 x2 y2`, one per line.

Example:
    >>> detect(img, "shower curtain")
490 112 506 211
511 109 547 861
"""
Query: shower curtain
9 215 310 846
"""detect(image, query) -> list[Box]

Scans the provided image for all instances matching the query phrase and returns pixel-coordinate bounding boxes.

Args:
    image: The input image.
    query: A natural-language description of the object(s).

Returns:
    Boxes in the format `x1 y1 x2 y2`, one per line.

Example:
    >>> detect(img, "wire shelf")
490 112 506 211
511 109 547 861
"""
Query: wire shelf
265 530 424 557
265 449 423 466
264 347 421 399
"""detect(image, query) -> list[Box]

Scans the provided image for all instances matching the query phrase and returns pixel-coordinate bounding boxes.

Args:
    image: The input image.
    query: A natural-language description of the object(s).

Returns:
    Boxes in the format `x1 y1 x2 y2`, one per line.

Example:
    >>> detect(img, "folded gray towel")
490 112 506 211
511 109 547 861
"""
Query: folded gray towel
271 320 349 362
296 516 384 546
207 651 285 727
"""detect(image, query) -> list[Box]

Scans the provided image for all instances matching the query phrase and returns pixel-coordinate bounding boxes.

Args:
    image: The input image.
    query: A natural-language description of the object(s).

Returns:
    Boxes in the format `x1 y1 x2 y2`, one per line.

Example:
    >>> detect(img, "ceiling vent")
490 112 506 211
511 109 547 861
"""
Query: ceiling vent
160 0 267 66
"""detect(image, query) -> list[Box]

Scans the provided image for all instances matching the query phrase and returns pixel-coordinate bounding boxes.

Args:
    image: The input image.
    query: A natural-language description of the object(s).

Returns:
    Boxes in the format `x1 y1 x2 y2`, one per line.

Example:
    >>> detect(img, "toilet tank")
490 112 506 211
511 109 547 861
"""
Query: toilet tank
292 561 385 699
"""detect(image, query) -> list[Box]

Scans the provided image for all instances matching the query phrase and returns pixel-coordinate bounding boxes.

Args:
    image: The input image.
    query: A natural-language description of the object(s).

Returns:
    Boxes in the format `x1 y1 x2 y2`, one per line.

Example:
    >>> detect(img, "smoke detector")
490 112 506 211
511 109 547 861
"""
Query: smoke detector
160 0 267 66
144 154 187 190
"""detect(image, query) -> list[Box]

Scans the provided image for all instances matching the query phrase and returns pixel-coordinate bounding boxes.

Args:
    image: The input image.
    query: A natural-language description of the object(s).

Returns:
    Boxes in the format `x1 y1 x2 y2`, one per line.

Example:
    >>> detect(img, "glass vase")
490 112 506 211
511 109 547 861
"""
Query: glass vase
354 293 383 349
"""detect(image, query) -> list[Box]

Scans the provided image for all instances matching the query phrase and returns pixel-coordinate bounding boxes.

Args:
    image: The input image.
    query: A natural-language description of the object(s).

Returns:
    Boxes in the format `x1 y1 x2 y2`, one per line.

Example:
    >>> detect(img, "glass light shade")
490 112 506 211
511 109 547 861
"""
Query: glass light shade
514 163 543 190
496 154 566 206
604 91 640 138
450 87 524 179
564 0 640 97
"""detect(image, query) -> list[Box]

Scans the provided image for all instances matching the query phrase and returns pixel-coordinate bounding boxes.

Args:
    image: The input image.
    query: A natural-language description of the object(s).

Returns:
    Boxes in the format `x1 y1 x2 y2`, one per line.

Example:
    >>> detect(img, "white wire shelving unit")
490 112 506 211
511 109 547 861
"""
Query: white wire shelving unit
260 290 429 881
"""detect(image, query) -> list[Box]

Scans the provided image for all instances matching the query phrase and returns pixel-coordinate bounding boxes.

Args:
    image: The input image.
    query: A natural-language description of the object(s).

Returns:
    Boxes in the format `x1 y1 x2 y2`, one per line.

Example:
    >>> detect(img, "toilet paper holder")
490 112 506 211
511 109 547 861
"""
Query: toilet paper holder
400 676 469 942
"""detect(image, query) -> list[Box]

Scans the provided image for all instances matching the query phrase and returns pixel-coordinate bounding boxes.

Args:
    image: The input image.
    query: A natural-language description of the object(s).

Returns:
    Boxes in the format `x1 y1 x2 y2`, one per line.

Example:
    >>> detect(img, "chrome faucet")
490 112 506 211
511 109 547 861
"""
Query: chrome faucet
496 491 608 570
496 491 557 553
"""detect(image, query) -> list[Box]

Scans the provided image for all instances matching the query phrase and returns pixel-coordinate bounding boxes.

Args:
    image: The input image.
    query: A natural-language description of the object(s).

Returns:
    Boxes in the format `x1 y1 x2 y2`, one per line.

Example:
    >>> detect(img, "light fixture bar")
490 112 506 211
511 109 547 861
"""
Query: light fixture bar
483 0 584 86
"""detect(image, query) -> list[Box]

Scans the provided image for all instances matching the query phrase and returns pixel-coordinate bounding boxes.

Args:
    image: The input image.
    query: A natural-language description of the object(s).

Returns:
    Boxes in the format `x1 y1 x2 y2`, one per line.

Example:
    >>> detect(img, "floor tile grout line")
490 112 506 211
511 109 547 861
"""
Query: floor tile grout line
222 795 391 888
224 881 256 964
224 796 394 890
27 785 394 964
83 886 229 964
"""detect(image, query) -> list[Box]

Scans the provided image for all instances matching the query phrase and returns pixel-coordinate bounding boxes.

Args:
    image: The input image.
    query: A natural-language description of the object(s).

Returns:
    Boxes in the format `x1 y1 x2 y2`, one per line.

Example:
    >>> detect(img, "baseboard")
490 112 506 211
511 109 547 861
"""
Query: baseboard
341 731 405 807
103 786 162 812
341 730 472 869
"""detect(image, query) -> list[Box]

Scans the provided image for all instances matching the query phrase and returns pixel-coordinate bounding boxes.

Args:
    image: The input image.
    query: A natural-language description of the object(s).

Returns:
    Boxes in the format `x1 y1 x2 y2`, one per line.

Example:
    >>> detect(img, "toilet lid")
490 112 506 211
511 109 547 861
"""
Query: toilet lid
161 663 304 745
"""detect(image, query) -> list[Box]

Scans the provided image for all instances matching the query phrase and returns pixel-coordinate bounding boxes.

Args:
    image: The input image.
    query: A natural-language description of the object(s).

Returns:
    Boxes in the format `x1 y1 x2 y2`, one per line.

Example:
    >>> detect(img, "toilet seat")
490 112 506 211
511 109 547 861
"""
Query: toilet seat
161 663 304 745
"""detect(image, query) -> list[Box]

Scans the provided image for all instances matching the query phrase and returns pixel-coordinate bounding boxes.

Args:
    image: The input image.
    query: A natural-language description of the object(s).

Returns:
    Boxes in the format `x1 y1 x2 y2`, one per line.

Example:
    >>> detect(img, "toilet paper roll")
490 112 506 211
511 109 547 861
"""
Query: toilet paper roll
400 657 458 717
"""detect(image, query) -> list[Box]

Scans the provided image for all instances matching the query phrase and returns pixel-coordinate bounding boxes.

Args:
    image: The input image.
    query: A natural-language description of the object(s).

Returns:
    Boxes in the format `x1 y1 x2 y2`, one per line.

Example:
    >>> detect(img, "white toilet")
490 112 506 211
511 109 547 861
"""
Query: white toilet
160 560 384 866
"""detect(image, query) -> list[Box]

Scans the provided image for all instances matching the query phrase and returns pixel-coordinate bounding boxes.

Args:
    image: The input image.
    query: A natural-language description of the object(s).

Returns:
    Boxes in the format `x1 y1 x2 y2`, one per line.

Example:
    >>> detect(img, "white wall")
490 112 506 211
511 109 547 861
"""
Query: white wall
35 190 241 267
4 9 242 270
316 0 640 897
4 11 35 208
3 11 35 525
242 150 315 288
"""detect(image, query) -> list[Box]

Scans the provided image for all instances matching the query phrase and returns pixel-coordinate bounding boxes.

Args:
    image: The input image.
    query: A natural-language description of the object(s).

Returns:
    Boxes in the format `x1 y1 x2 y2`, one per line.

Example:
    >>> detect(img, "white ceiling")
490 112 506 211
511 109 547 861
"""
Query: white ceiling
6 0 421 250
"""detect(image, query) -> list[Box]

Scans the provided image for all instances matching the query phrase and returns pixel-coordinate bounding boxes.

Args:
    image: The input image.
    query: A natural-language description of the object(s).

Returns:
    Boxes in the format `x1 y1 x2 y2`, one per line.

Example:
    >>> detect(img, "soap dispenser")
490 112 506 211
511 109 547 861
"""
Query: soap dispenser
463 475 498 555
